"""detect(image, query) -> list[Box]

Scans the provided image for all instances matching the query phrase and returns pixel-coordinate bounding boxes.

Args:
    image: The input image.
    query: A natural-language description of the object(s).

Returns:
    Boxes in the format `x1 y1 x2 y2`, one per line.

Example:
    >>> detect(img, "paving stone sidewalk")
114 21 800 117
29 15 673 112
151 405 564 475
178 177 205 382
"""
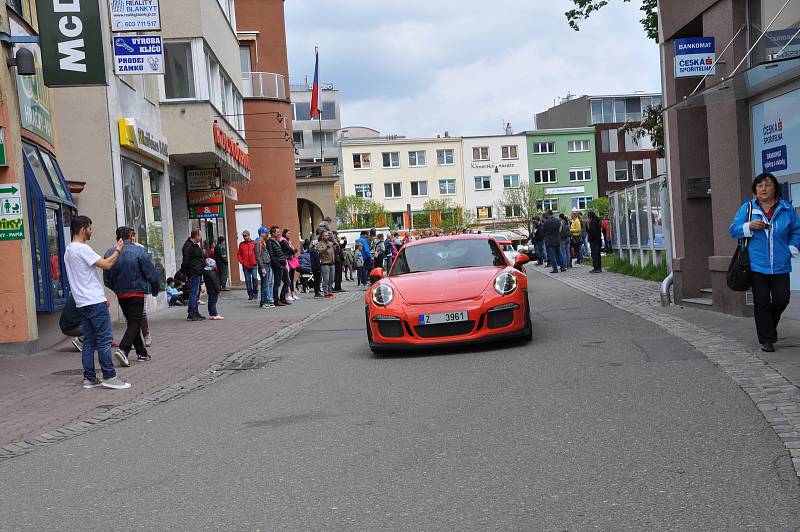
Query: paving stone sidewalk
0 284 363 458
534 262 800 478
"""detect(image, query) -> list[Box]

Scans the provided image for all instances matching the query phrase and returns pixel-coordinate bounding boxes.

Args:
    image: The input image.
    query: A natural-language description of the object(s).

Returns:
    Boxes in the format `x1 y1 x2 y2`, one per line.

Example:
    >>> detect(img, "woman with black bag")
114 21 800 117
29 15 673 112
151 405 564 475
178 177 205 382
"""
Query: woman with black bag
729 173 800 352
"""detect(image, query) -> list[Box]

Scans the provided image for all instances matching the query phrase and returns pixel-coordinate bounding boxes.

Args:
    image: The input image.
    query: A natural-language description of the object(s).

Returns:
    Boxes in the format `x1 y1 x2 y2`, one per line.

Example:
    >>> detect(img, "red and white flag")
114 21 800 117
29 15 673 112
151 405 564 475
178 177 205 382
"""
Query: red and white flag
310 48 321 119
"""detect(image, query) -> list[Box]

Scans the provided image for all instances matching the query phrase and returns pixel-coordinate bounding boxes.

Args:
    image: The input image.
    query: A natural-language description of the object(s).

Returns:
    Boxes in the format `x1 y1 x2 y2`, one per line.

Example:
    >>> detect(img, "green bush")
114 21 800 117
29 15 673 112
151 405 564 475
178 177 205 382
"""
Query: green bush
602 253 668 282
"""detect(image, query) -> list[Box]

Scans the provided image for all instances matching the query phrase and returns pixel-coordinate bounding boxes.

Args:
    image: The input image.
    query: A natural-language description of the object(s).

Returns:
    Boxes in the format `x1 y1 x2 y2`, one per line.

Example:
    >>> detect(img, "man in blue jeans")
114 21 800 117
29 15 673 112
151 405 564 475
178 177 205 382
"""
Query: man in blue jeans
255 226 275 308
63 215 131 390
181 229 205 321
542 211 563 273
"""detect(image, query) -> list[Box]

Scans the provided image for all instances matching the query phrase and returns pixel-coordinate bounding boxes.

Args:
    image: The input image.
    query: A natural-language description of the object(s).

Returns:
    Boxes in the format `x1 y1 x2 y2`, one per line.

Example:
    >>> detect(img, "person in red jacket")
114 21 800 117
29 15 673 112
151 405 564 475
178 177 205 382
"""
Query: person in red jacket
237 230 258 300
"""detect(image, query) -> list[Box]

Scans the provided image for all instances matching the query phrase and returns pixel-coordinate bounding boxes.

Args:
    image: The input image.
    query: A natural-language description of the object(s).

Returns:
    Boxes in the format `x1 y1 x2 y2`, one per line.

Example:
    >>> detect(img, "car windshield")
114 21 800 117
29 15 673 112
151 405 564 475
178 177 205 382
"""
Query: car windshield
390 239 507 275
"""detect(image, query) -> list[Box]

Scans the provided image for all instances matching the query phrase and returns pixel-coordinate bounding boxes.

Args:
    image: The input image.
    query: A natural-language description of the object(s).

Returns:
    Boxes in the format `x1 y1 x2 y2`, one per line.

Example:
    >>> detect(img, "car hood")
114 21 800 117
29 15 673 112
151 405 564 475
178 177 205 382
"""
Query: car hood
388 267 501 304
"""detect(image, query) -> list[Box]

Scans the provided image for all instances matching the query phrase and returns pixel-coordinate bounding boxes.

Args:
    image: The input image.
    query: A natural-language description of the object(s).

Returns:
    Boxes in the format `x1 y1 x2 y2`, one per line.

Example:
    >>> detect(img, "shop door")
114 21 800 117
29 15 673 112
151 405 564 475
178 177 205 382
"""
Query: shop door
235 204 262 279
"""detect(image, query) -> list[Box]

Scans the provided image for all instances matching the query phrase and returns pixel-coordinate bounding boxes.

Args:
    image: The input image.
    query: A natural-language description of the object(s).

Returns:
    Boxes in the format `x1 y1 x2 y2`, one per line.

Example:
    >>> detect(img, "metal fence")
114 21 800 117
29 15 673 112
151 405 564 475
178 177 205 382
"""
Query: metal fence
607 175 670 267
241 72 287 100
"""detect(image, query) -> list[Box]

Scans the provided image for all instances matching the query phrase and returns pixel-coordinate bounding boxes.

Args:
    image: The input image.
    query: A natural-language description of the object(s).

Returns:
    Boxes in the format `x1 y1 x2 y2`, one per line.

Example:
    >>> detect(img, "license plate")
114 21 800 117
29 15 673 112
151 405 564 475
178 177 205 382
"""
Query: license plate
419 310 468 325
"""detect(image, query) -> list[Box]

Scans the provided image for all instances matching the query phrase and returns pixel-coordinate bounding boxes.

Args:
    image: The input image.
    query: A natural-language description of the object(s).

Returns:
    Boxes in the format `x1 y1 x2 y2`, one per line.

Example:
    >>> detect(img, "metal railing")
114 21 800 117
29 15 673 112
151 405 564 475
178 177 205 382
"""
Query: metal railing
607 174 670 267
241 72 287 100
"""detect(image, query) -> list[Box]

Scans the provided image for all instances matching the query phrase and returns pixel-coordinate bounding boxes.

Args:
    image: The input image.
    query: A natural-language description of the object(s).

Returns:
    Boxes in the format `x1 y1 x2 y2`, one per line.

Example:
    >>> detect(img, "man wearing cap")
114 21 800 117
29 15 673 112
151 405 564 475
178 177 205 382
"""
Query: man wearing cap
254 227 275 308
237 230 258 300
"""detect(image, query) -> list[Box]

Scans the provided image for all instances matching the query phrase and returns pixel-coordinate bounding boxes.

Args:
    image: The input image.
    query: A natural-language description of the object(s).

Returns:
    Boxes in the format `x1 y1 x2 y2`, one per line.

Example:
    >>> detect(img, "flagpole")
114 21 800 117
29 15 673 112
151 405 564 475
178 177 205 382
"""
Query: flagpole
316 46 324 161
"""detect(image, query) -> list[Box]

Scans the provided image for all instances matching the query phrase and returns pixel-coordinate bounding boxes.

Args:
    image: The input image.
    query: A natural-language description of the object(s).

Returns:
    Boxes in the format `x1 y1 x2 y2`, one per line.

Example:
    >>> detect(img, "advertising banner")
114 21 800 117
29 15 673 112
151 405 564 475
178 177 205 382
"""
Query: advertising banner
34 0 106 86
189 204 224 219
187 190 224 206
0 183 25 241
674 37 716 78
114 36 164 75
110 0 161 31
10 19 54 144
186 169 221 191
118 118 169 163
752 89 800 178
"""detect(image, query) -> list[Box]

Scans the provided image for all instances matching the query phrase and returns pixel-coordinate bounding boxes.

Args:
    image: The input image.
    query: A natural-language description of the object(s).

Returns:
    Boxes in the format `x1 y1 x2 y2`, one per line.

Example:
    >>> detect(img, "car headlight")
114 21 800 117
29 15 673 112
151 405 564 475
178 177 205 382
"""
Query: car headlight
494 272 517 295
372 284 394 306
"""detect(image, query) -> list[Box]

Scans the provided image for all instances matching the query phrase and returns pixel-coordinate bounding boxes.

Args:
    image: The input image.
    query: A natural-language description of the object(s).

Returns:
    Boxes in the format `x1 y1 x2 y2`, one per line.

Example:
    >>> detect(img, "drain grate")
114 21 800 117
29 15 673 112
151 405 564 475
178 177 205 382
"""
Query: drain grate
218 356 282 371
52 369 84 376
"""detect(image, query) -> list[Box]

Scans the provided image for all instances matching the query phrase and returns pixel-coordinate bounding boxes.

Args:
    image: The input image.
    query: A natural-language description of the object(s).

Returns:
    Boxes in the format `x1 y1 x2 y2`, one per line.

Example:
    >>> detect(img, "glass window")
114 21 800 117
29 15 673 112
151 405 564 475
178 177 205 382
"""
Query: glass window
311 131 334 147
382 152 400 168
437 149 454 165
439 179 456 195
505 205 522 217
650 179 664 249
472 147 489 161
602 99 613 123
614 99 625 122
293 102 312 121
321 101 336 120
239 46 251 74
384 182 401 198
569 168 592 181
164 42 195 99
533 142 555 154
568 140 590 152
293 132 304 148
23 143 56 196
572 196 593 210
632 160 645 181
476 206 493 220
601 129 618 153
474 176 491 190
352 152 370 169
408 150 426 167
355 184 372 198
537 199 558 212
625 97 642 121
503 174 520 188
533 169 557 184
501 145 518 159
614 160 629 182
750 1 800 63
591 99 603 124
410 181 428 197
40 152 69 200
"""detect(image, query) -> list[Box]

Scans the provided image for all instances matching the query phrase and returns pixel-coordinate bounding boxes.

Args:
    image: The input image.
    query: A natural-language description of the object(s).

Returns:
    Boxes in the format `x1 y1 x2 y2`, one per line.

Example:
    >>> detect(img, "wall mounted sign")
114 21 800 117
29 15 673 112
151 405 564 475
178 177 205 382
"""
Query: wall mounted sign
225 184 238 201
10 19 54 144
213 121 251 171
674 37 715 78
189 204 224 219
545 186 585 195
752 88 799 177
186 168 221 191
110 0 161 31
0 183 25 240
0 129 7 166
113 35 164 74
118 117 169 163
187 190 224 206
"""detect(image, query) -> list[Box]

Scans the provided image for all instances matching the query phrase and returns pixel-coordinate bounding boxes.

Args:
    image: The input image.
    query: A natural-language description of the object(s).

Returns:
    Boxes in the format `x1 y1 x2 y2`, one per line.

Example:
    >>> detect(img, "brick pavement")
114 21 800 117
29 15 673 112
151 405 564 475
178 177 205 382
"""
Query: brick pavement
0 285 363 455
534 261 800 478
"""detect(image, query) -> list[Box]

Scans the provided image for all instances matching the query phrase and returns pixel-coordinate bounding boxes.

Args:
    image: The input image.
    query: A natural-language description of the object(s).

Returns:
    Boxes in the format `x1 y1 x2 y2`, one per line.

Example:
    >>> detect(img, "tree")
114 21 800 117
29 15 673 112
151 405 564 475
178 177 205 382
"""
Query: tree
335 196 388 229
494 183 547 241
421 198 469 231
566 0 658 42
587 197 609 217
620 104 664 157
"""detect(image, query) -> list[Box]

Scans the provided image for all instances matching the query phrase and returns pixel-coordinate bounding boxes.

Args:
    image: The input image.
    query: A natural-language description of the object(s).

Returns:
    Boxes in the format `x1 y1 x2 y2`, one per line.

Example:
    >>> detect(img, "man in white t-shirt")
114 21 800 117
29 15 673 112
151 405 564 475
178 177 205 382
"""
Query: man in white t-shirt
63 215 131 390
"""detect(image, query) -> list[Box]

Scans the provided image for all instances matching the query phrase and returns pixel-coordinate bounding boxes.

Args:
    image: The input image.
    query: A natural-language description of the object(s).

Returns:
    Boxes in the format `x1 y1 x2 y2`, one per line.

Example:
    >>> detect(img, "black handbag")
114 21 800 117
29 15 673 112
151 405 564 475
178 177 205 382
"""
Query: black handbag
726 202 753 292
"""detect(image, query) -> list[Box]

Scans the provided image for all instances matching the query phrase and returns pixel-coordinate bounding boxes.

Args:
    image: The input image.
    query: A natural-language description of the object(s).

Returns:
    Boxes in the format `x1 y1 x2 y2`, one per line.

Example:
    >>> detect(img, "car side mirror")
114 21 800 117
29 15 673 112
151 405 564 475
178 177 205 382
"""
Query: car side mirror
514 254 530 270
369 267 384 284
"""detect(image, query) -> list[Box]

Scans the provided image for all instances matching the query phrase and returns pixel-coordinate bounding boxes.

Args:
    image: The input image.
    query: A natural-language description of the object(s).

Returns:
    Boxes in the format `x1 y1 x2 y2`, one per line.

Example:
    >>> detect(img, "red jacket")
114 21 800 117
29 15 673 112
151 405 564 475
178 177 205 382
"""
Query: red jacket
237 240 257 268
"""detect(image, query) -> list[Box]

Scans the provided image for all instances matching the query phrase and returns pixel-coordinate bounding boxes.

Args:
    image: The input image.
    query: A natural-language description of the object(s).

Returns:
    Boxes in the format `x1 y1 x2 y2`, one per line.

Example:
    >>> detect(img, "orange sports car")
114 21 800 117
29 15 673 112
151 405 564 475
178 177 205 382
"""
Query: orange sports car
364 234 532 354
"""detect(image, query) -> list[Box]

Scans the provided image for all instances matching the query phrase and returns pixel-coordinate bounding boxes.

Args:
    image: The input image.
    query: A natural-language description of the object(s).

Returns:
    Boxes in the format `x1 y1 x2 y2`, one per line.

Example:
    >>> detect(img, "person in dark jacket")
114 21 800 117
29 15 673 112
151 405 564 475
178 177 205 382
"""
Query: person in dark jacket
104 226 160 363
587 211 603 273
333 237 345 292
214 236 229 290
542 211 564 273
203 258 223 319
309 241 322 297
267 225 291 305
254 227 274 308
181 229 205 321
559 213 572 269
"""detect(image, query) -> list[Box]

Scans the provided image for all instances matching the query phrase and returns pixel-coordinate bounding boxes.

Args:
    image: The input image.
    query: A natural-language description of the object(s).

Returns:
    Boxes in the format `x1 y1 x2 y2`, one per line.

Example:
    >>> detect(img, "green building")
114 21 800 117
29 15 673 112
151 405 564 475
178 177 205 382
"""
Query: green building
525 128 598 214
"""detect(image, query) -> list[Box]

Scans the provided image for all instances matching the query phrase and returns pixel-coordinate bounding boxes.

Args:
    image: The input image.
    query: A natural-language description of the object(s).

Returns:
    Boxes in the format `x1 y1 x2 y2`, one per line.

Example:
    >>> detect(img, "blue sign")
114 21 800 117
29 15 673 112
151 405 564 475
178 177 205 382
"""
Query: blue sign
762 145 788 173
113 36 163 75
752 89 799 177
674 37 716 78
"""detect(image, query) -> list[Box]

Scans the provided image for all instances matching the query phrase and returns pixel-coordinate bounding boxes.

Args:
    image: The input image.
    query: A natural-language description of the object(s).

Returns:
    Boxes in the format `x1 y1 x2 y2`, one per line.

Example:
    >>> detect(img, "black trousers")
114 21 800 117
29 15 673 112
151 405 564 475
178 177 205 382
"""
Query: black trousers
334 260 343 290
590 243 602 271
218 262 228 289
272 264 290 302
751 272 791 344
312 268 322 295
118 296 147 356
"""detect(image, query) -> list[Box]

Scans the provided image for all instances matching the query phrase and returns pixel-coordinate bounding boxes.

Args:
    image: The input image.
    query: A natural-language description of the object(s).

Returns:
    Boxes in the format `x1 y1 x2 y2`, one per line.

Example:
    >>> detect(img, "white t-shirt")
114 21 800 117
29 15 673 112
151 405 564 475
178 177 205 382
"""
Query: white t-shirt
64 242 107 308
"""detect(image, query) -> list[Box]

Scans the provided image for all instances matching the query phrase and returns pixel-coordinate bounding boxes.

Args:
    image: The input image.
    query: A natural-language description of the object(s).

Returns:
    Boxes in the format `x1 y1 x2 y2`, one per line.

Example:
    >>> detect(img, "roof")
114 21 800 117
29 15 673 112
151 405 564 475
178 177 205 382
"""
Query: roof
340 136 462 147
522 127 596 135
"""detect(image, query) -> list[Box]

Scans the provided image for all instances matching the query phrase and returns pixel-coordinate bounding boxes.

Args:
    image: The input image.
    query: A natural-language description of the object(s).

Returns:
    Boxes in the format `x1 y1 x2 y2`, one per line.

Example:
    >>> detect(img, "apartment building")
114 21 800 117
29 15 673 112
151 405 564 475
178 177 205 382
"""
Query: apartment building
340 137 464 230
291 83 341 168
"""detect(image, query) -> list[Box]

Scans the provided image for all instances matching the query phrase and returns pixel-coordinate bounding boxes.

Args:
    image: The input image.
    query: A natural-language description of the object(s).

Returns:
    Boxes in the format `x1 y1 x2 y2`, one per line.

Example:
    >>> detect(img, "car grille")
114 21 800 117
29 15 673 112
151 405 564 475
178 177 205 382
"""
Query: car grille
414 321 475 338
377 320 404 338
487 309 514 329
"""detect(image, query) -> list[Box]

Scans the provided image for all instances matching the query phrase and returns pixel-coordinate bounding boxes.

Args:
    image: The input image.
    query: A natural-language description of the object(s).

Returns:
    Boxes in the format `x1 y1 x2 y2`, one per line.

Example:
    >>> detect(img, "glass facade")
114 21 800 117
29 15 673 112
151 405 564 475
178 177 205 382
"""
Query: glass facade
750 0 800 63
590 96 663 124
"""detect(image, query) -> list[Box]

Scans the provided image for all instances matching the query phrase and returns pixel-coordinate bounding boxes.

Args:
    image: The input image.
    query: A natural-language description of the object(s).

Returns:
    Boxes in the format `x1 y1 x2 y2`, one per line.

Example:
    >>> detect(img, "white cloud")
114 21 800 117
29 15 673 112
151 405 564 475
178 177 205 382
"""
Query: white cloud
285 0 661 137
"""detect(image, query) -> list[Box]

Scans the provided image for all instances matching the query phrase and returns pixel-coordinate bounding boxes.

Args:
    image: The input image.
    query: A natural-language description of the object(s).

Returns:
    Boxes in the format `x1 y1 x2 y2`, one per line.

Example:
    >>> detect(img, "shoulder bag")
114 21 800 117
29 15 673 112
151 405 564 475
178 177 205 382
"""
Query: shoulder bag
726 201 753 292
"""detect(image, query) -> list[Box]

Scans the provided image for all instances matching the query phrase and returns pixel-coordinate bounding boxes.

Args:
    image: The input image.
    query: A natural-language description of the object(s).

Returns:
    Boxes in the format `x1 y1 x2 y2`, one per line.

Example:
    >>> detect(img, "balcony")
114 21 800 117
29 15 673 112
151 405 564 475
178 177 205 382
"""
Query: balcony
241 72 287 100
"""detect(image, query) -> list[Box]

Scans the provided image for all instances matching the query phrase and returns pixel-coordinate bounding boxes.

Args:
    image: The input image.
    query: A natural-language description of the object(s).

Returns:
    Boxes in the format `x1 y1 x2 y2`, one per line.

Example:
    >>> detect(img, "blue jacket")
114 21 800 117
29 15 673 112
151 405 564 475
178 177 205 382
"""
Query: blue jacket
356 236 372 262
729 198 800 275
104 242 161 295
298 252 312 273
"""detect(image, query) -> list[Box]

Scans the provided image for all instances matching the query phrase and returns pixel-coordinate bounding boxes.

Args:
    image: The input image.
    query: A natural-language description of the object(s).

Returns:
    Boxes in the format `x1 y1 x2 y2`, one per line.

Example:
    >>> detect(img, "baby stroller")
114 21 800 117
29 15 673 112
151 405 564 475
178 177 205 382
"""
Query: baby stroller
296 251 313 293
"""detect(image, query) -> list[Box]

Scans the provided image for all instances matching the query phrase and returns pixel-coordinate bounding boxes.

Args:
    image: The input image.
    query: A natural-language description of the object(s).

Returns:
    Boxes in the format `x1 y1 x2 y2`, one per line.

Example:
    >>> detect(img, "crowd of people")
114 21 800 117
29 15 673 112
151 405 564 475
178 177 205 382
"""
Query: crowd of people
530 209 611 273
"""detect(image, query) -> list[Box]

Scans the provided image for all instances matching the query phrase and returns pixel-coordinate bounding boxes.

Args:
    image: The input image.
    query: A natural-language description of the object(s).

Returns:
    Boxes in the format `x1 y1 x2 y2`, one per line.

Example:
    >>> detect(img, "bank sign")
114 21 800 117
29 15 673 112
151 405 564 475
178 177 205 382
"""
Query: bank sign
752 89 800 177
110 0 161 31
113 36 163 74
674 37 715 78
34 0 106 86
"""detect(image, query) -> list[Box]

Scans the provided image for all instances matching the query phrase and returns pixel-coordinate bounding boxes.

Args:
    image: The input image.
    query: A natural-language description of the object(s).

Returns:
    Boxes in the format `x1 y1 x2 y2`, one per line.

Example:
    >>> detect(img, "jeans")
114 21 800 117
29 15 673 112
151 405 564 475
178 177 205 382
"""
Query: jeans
364 257 374 274
356 266 366 285
590 243 602 271
78 302 116 381
272 264 290 302
546 245 562 272
321 264 335 295
187 274 202 317
560 240 571 268
751 272 791 344
534 240 546 264
344 265 353 281
208 291 219 316
118 296 146 356
260 266 274 305
572 239 584 263
242 266 258 298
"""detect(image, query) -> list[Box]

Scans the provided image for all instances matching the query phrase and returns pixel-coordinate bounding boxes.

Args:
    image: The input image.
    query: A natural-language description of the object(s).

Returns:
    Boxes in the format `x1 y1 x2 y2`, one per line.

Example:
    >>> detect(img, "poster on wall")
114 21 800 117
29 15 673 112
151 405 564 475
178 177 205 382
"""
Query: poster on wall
110 0 161 31
114 36 164 75
752 89 800 178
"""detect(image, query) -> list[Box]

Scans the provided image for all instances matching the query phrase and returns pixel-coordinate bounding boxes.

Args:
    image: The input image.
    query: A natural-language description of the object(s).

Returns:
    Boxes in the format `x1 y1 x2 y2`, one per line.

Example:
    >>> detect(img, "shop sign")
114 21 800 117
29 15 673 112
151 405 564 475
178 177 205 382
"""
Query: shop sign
0 183 25 241
545 186 585 195
225 184 238 201
118 118 169 163
34 0 107 86
752 89 799 177
110 0 161 31
113 36 164 75
213 121 251 171
187 189 224 206
477 207 491 220
0 129 7 166
674 37 715 78
186 168 221 191
11 19 54 144
189 204 224 219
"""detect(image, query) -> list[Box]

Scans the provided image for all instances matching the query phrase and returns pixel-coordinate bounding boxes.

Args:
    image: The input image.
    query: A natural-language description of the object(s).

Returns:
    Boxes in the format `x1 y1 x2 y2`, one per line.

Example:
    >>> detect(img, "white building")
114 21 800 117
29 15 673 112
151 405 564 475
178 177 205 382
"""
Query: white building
291 82 341 168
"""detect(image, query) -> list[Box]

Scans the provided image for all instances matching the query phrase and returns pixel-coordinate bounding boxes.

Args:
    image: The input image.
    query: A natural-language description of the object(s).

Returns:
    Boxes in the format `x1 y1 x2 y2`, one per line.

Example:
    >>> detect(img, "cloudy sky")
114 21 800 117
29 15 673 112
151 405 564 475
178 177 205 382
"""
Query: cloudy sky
284 1 661 138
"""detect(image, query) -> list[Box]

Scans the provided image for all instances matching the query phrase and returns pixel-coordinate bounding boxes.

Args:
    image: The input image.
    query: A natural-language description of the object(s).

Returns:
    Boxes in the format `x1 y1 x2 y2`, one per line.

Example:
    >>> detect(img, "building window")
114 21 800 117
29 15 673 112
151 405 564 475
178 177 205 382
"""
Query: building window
292 132 304 149
352 153 370 169
537 199 558 211
569 168 592 182
164 42 195 99
216 0 237 28
408 150 426 167
321 101 336 120
439 179 456 195
477 206 493 220
601 129 619 153
355 184 372 198
503 174 520 188
384 182 402 198
504 205 522 218
501 145 518 159
611 160 629 182
437 149 454 165
572 196 593 210
474 175 491 190
568 140 590 152
533 169 557 184
632 160 651 181
292 102 312 121
532 142 555 154
311 131 334 148
410 181 428 197
382 152 400 168
472 146 489 161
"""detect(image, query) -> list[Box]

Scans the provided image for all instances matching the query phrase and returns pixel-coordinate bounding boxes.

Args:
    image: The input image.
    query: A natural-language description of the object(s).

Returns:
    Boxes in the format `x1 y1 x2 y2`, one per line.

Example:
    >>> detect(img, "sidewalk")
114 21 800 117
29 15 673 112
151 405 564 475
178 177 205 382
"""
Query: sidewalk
533 261 800 477
0 281 363 448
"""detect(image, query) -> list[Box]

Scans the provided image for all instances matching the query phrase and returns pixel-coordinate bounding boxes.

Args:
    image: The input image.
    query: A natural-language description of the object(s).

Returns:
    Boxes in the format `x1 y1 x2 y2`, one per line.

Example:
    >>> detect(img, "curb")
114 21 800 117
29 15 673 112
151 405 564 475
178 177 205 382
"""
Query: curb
537 267 800 479
0 291 362 463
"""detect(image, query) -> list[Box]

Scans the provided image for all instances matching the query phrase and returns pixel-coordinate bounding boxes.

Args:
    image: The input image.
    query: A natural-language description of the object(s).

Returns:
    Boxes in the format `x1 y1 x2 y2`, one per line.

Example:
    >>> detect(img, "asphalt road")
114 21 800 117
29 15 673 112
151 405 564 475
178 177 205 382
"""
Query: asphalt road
1 270 799 531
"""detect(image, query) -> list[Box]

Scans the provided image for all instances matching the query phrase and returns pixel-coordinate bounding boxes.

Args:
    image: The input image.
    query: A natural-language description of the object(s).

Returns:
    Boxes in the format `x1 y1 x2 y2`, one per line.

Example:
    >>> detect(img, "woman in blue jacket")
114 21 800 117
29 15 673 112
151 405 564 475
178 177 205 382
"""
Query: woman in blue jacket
729 172 800 352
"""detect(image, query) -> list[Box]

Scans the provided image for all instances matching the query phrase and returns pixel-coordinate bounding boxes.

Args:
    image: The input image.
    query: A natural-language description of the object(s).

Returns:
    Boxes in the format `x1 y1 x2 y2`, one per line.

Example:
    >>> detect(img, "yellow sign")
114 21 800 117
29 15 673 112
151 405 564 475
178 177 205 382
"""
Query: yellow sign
118 117 169 163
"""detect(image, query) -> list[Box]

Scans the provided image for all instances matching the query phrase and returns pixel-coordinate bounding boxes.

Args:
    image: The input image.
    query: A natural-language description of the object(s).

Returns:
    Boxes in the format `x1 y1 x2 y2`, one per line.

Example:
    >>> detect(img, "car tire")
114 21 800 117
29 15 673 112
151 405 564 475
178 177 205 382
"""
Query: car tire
365 307 386 356
522 297 533 342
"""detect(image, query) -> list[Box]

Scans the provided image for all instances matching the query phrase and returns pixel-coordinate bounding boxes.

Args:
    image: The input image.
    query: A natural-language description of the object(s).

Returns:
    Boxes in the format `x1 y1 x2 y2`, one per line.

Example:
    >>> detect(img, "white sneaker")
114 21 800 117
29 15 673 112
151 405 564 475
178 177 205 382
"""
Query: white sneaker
113 349 130 368
101 376 131 390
